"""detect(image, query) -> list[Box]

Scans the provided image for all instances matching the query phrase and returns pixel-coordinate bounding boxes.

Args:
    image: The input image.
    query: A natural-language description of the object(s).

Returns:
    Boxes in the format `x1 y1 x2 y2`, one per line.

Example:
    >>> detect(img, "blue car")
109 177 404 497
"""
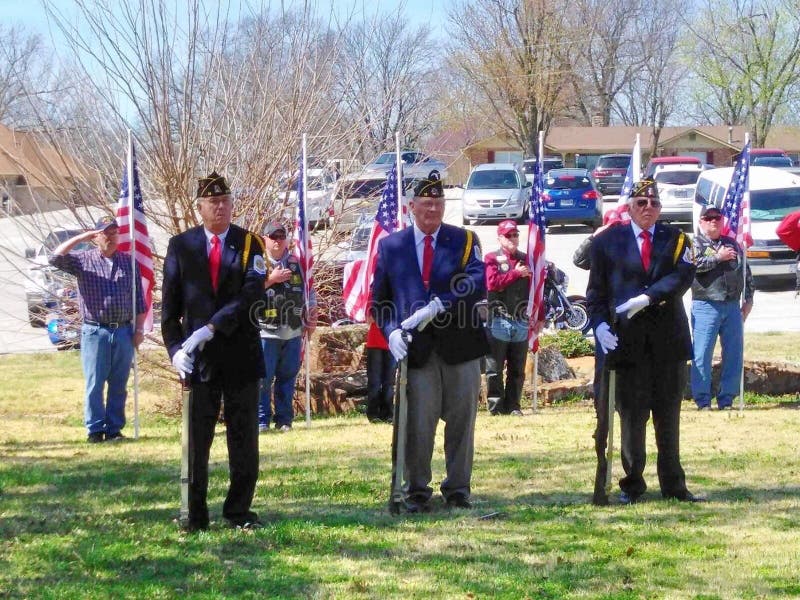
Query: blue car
541 168 603 229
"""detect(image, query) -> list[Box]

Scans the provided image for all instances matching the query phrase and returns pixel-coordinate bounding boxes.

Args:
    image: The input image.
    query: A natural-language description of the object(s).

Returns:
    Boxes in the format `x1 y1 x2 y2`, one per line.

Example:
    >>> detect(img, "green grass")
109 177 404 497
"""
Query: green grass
1 351 800 599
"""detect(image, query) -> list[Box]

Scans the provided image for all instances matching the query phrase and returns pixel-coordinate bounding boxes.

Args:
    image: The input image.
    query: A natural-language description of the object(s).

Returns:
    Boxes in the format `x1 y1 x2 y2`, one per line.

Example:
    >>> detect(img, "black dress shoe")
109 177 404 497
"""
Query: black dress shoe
592 492 609 506
445 493 472 509
226 518 264 530
179 520 209 533
405 498 432 514
666 492 707 503
87 432 104 443
618 491 641 505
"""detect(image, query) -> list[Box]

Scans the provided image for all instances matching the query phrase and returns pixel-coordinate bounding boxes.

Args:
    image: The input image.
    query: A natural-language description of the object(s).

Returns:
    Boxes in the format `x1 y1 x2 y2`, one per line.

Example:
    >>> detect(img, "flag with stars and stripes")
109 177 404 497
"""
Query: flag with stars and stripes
115 138 154 331
294 162 315 298
342 164 403 321
615 136 641 223
721 141 752 248
526 159 547 352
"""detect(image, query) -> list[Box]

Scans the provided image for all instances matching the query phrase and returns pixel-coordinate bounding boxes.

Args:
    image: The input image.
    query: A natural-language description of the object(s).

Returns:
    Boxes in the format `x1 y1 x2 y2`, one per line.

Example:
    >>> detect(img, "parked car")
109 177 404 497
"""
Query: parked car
694 166 800 286
276 166 336 229
24 229 90 327
741 148 790 166
523 156 564 184
591 154 631 196
362 150 448 180
653 164 703 222
541 168 603 229
329 174 414 233
461 163 530 225
643 155 702 178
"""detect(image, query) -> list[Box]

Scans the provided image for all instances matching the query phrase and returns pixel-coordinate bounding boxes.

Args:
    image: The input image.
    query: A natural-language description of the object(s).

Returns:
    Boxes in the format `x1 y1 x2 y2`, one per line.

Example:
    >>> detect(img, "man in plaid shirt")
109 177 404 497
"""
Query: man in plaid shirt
50 216 146 443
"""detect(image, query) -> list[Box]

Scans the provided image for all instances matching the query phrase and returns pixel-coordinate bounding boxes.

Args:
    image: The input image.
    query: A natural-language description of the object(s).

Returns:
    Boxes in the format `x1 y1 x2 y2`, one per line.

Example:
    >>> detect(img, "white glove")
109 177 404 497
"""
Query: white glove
388 329 410 362
181 325 214 354
400 298 444 331
171 348 194 377
594 322 618 354
615 294 650 319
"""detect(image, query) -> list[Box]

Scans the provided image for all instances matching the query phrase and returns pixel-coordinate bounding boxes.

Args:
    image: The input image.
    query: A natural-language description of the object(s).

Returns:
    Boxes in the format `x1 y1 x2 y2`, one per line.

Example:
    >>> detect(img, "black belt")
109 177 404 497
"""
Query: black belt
84 320 131 329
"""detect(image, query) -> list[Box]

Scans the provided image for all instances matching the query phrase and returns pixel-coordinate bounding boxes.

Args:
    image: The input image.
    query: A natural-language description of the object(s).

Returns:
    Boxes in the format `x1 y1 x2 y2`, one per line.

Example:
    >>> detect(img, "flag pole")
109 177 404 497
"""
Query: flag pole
302 133 311 427
127 130 140 440
738 133 750 414
395 132 403 227
531 130 545 413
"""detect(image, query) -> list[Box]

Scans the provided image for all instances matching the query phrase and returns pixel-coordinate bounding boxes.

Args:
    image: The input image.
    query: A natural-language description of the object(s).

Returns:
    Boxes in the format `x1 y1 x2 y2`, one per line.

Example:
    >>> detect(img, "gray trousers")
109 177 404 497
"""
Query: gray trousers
405 351 481 502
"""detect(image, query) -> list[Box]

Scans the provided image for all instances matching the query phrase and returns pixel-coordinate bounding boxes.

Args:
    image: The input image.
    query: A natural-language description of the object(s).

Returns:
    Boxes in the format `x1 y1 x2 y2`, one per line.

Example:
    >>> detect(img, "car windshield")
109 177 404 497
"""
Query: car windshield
372 153 395 165
523 159 563 174
751 156 793 167
545 174 592 190
655 171 701 185
597 156 630 169
467 170 519 189
749 188 800 221
337 179 387 199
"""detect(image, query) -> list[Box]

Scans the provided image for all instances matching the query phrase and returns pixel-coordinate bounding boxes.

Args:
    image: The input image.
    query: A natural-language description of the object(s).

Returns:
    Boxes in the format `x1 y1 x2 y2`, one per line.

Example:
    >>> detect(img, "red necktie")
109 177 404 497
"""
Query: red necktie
639 230 652 271
209 235 221 291
422 235 434 289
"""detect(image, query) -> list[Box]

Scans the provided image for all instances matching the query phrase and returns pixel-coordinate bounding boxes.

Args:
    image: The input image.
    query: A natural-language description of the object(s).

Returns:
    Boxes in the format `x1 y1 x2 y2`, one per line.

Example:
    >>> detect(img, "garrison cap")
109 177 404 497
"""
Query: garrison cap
413 170 444 198
197 171 231 198
630 179 658 199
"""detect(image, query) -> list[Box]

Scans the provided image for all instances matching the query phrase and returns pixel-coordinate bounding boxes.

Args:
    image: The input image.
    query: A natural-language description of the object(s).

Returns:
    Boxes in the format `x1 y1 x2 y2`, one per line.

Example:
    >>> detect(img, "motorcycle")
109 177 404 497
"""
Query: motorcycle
45 287 81 350
543 261 590 334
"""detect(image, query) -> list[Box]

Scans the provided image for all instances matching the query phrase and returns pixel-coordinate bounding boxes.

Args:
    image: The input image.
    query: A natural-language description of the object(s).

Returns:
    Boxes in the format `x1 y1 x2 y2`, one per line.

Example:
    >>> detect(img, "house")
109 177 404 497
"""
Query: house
453 125 800 183
0 122 89 215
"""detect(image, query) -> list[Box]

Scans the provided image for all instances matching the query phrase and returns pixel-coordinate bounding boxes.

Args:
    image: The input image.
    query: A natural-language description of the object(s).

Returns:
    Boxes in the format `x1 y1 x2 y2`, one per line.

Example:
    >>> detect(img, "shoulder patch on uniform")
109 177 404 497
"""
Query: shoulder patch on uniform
474 243 482 261
253 254 266 275
682 246 693 264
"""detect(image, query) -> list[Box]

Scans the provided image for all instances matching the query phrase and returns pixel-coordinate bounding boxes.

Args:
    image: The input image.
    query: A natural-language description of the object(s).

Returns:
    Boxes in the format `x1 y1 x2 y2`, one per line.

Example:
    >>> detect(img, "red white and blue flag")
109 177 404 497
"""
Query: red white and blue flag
721 141 752 248
342 164 402 321
615 136 640 223
115 139 154 331
526 160 547 352
294 162 315 295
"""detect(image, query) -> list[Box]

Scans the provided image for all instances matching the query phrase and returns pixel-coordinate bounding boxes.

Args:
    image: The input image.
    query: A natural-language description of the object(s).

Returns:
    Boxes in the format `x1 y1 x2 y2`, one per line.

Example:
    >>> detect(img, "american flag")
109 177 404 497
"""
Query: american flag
294 162 315 296
526 159 547 352
115 138 154 331
721 141 752 248
342 164 402 321
615 136 640 223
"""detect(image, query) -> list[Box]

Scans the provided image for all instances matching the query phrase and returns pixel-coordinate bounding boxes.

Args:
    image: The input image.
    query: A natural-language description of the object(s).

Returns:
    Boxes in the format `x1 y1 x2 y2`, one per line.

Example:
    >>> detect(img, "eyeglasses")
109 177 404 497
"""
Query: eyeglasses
503 232 519 238
268 234 286 240
701 215 722 222
634 198 661 208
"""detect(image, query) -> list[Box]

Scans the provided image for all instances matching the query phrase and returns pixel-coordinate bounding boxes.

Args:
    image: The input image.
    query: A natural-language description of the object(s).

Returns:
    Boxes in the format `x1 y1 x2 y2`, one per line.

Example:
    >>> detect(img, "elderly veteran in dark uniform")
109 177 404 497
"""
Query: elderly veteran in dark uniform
371 170 489 512
587 179 703 505
50 216 147 443
691 205 754 410
484 219 531 416
161 171 267 532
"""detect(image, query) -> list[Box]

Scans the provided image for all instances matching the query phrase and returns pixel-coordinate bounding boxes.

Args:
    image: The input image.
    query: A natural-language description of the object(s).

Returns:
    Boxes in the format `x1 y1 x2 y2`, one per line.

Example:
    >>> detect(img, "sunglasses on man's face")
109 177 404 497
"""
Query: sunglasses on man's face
269 234 286 240
634 198 661 208
701 214 722 222
503 232 519 238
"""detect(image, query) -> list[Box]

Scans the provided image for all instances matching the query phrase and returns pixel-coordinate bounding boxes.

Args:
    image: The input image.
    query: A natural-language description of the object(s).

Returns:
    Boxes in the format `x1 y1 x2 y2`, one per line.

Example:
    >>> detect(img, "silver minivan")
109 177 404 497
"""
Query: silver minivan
462 162 530 225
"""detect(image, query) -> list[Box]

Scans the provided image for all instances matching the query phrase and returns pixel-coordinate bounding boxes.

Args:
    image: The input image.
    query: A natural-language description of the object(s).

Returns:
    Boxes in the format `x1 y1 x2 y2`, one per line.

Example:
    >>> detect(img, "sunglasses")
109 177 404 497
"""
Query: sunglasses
634 198 661 208
701 214 722 222
503 232 519 238
268 234 286 240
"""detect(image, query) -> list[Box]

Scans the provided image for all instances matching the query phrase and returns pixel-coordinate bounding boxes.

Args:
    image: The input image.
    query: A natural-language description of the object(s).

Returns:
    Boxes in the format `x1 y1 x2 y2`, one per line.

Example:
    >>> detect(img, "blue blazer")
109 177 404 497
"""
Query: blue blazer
161 224 266 384
370 223 489 367
586 222 695 368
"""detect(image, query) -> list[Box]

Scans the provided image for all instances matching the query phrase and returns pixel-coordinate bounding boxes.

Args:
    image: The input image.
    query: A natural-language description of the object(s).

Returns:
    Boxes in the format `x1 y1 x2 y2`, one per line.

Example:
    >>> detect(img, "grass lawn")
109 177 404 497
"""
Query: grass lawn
1 350 799 599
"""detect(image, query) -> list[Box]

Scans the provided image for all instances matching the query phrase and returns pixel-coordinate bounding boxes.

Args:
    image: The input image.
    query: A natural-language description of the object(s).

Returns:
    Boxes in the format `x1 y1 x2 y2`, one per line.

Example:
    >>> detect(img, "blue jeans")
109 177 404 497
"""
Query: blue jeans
81 323 135 435
259 336 302 428
691 300 744 409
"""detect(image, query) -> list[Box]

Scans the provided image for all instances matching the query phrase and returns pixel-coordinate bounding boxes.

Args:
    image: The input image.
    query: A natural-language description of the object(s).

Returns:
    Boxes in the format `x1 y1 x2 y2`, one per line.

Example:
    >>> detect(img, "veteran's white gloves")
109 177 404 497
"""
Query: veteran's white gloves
615 294 650 319
181 325 214 354
400 298 444 331
171 349 194 377
388 329 410 361
594 322 618 354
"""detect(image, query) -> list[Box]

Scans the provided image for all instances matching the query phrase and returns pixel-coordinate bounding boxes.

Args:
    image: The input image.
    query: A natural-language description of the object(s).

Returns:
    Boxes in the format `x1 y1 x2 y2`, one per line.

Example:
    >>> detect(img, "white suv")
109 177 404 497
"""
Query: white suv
462 163 530 224
653 164 703 222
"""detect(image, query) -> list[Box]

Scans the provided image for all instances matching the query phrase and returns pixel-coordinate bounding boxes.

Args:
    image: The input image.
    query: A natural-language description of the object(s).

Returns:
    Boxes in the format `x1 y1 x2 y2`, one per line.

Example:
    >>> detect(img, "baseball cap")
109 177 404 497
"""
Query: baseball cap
700 204 722 217
497 220 519 236
263 222 287 237
94 216 119 231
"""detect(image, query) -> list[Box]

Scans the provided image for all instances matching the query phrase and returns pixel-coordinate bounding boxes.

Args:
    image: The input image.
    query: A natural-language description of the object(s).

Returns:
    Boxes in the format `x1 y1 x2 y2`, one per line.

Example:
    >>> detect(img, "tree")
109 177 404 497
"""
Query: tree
0 25 57 127
447 0 570 156
685 0 800 145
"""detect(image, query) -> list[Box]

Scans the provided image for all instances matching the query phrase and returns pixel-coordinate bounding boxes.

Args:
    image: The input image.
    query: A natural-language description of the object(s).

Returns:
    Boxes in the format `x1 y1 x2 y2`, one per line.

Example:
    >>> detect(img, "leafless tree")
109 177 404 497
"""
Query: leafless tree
684 0 800 145
447 0 571 156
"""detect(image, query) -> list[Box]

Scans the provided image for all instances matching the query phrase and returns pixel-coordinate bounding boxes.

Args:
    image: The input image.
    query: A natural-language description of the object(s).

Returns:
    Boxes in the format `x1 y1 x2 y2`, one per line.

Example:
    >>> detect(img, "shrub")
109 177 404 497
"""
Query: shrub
540 329 594 358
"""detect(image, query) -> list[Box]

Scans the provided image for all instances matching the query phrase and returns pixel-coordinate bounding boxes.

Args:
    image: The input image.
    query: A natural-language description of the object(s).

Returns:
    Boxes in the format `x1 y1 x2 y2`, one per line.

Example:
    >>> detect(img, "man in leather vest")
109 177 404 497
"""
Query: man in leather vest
484 220 530 416
257 222 317 432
